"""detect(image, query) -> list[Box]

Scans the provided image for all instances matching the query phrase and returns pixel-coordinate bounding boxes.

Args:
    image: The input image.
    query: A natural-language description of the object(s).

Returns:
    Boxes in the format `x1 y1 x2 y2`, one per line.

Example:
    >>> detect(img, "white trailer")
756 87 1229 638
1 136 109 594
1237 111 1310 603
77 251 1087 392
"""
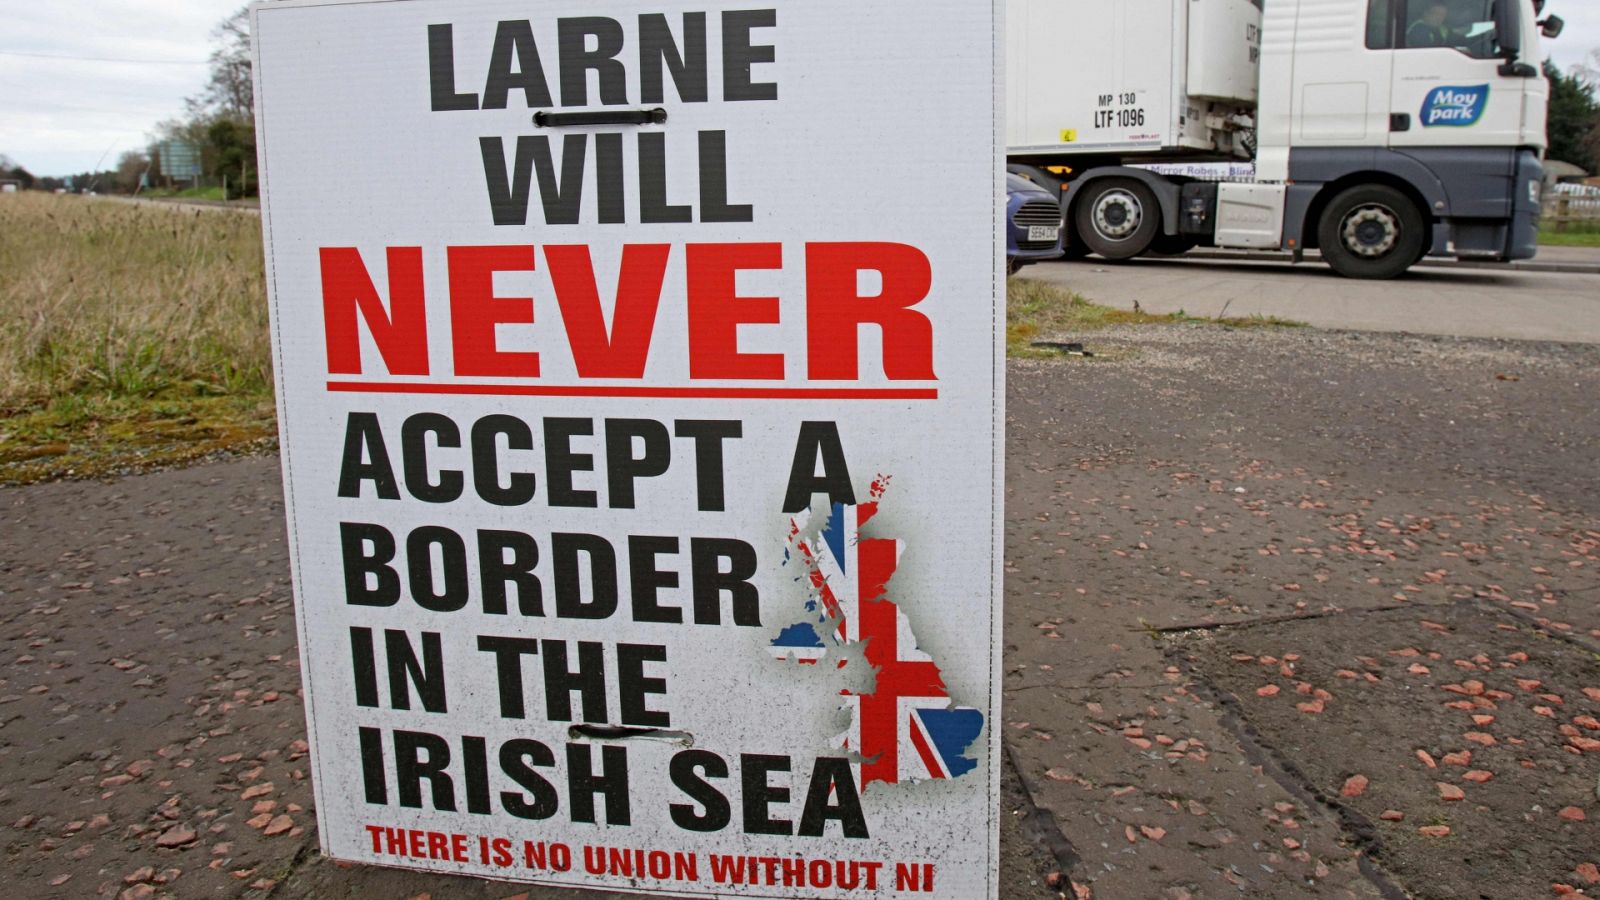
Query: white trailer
1007 0 1565 278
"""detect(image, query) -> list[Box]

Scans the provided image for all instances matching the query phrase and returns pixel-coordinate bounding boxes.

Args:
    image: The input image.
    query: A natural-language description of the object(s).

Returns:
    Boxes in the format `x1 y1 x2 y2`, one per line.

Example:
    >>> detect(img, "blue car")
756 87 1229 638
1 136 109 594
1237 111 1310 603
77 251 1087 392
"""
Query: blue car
1006 173 1065 274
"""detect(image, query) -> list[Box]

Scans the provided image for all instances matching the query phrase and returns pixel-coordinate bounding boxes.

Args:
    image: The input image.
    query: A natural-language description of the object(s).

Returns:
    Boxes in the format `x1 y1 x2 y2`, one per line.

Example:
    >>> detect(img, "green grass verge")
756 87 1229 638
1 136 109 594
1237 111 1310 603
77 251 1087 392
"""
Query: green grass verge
1006 277 1303 358
0 391 276 485
1538 229 1600 248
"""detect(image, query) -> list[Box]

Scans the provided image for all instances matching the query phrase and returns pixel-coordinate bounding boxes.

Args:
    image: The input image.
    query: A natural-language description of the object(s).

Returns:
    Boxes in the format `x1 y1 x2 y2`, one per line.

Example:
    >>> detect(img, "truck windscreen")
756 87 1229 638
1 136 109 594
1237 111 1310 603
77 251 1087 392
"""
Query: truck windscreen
1367 0 1507 59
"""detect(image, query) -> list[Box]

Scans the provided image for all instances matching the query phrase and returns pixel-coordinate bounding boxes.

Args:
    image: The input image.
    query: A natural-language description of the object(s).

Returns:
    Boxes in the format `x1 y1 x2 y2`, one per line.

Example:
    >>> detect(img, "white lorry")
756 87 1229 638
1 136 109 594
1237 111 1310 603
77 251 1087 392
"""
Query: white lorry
1007 0 1565 278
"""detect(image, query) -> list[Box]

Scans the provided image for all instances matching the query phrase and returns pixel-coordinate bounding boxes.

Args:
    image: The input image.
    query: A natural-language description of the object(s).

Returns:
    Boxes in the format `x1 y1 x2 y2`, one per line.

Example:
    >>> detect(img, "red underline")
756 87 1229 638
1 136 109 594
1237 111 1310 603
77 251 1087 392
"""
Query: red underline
325 381 940 400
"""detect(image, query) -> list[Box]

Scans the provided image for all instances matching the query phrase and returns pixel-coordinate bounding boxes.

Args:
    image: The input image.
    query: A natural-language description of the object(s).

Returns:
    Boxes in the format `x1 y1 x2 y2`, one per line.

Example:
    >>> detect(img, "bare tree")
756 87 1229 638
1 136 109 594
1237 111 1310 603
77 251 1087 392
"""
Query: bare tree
187 5 254 120
115 150 151 193
1581 50 1600 170
1581 47 1600 83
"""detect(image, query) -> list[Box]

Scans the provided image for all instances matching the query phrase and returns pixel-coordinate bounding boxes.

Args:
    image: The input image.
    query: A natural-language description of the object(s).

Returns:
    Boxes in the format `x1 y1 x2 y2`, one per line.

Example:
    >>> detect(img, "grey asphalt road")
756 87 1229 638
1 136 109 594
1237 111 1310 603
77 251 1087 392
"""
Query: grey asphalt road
1022 254 1600 343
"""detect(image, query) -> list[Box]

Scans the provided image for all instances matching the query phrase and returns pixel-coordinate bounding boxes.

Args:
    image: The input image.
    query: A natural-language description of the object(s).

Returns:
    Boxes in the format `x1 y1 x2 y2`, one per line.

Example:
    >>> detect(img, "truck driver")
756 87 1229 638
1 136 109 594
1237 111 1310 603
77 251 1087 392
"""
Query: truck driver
1406 2 1451 47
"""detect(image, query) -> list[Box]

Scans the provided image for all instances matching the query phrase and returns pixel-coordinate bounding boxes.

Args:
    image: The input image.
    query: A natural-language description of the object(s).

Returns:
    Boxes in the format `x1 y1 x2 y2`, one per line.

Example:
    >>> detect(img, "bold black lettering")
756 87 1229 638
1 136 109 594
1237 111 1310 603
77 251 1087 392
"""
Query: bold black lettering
674 420 740 511
358 726 388 804
532 134 587 226
385 629 448 713
617 643 670 727
481 136 535 227
669 749 731 832
401 413 464 503
698 131 752 223
428 24 480 111
395 729 455 811
782 421 855 512
500 739 559 819
462 735 492 814
481 135 589 228
470 415 537 506
477 635 542 719
406 526 469 613
639 133 692 223
722 10 778 102
557 17 628 106
544 418 598 507
478 530 543 616
640 13 708 103
338 412 400 499
541 640 608 722
350 627 380 707
594 132 626 224
341 522 401 607
629 535 681 624
567 744 631 825
552 533 618 619
605 418 671 508
741 753 792 835
798 757 868 838
482 20 554 109
691 538 761 626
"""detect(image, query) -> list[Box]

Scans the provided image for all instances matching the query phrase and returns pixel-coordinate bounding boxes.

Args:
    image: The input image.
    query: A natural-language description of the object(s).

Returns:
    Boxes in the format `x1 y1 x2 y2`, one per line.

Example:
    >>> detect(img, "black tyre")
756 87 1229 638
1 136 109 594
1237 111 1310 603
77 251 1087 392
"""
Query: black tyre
1316 185 1426 280
1073 178 1161 260
1412 233 1433 267
1060 238 1093 261
1005 257 1022 277
1144 232 1198 257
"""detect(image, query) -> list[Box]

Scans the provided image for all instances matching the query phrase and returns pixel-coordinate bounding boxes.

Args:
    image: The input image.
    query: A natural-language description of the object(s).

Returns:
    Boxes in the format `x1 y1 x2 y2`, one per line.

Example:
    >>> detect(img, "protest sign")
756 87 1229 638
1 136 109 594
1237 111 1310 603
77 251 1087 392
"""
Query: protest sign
254 2 1003 896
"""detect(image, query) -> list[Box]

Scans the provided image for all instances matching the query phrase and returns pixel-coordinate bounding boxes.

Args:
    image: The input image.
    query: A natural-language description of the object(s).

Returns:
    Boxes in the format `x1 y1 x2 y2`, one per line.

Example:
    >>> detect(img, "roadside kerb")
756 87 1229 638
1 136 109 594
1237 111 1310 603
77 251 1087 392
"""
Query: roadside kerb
1185 247 1600 275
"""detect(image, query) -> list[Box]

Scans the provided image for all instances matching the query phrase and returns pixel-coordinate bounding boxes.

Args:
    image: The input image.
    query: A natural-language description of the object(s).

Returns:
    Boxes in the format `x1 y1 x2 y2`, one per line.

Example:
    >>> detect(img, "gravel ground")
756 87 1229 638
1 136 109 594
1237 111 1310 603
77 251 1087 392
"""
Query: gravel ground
3 323 1598 899
1176 602 1599 900
1005 325 1600 899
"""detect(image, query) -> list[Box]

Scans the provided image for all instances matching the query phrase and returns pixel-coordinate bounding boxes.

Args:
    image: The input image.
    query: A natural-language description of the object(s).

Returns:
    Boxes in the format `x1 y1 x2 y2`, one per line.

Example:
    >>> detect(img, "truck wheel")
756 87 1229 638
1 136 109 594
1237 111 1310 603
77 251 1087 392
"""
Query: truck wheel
1060 236 1092 260
1317 185 1425 280
1412 234 1433 267
1074 178 1160 260
1145 233 1197 257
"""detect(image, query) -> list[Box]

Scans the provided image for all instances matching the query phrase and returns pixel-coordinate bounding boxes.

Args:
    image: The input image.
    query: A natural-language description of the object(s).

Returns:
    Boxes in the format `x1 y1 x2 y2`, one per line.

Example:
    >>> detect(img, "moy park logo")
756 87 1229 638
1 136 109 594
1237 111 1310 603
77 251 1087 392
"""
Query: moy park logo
1421 84 1489 127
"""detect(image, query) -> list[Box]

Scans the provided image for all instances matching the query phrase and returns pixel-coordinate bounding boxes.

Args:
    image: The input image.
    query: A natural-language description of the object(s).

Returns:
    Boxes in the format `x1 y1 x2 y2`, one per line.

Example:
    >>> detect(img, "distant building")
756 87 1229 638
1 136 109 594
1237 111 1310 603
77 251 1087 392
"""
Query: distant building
1544 159 1591 187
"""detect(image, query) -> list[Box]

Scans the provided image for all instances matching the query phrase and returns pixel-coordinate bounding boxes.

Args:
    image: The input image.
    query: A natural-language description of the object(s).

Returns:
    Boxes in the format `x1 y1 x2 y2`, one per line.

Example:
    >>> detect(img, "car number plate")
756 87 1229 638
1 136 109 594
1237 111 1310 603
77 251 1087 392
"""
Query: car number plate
1027 225 1059 242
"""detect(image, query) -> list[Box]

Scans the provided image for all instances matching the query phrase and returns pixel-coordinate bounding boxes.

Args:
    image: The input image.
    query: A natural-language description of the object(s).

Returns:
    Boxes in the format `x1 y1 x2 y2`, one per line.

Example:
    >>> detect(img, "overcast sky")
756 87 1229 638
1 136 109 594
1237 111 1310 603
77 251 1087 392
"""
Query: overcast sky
1 1 245 176
2 1 1598 177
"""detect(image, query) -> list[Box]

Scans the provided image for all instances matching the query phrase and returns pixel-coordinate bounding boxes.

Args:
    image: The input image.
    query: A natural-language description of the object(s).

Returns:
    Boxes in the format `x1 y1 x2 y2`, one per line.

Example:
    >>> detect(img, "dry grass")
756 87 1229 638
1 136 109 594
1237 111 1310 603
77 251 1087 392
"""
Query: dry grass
0 193 271 408
0 194 275 482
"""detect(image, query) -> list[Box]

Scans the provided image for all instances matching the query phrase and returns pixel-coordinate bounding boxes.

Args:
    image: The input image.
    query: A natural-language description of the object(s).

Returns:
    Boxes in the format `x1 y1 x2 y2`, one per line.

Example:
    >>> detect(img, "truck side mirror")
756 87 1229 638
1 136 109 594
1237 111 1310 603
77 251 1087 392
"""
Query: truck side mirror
1539 16 1564 39
1492 0 1523 64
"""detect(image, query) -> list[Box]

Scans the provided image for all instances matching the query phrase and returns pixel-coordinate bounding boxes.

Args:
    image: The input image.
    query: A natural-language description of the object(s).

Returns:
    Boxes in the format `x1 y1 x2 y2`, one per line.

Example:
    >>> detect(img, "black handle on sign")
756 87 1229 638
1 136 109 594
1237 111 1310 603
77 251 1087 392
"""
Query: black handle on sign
568 724 695 746
533 108 668 128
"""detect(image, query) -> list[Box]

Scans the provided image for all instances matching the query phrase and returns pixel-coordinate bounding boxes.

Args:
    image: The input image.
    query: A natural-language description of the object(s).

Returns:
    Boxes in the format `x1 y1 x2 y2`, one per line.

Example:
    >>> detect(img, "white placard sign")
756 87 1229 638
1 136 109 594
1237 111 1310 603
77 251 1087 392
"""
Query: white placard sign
253 1 1003 897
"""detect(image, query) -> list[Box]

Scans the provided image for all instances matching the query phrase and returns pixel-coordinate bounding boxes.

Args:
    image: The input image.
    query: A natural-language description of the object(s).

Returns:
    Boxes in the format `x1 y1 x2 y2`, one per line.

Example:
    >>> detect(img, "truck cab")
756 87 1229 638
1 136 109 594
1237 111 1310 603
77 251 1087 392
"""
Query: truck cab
1255 0 1552 275
1007 0 1561 278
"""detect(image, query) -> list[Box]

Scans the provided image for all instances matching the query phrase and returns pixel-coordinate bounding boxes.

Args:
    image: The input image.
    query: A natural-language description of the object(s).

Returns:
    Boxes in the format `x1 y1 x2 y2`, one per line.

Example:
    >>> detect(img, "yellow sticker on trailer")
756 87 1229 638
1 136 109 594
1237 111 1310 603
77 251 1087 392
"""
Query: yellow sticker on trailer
1060 129 1078 142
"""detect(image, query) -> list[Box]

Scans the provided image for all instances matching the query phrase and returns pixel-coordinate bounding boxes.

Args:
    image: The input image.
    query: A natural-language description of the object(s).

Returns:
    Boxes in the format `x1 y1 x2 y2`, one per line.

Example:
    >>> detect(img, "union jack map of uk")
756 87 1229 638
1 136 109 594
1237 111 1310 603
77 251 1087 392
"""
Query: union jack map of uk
770 477 986 788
